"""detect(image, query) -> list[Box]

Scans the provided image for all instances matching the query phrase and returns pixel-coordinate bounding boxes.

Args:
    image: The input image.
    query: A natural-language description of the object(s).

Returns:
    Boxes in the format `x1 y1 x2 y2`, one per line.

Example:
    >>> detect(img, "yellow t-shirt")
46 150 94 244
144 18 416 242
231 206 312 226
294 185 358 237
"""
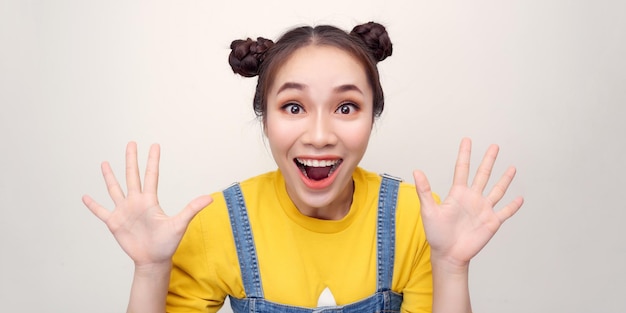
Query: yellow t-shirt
167 167 433 313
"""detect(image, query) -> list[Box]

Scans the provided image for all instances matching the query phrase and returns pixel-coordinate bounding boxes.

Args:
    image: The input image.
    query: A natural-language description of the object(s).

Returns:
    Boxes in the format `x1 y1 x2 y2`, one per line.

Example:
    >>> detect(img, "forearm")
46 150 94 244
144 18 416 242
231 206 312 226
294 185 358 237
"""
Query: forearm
431 258 472 313
127 262 172 313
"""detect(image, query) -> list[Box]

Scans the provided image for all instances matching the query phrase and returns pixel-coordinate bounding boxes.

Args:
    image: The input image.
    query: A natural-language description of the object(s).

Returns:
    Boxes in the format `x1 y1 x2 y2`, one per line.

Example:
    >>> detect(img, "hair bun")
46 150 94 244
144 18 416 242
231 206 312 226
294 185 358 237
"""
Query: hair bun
228 37 275 77
350 22 393 62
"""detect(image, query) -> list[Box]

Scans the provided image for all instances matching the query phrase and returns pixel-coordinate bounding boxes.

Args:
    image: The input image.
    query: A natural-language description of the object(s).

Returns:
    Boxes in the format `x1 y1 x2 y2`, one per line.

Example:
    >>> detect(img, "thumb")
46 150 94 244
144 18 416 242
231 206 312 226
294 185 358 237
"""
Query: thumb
175 195 213 227
413 170 437 214
82 194 111 222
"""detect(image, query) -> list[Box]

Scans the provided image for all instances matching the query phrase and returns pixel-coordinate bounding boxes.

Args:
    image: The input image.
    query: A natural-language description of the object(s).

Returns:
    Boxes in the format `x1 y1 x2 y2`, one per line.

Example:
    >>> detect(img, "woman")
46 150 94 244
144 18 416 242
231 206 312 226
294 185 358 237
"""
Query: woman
83 21 523 313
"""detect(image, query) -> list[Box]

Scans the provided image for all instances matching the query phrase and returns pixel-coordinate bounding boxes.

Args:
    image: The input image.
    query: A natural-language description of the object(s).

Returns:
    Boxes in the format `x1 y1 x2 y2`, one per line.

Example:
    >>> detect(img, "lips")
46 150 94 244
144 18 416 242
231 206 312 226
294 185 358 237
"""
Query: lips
294 158 343 181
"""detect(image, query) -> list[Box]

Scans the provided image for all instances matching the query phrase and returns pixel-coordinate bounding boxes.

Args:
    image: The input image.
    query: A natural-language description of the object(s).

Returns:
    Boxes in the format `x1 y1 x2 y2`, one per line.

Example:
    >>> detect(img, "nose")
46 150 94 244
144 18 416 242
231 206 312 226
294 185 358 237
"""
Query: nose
303 112 338 149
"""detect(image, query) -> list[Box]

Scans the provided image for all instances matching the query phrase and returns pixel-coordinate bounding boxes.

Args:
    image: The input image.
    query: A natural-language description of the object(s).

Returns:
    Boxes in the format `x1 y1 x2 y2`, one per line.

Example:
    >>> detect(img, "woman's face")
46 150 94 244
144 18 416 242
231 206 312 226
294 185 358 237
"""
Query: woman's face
265 45 374 218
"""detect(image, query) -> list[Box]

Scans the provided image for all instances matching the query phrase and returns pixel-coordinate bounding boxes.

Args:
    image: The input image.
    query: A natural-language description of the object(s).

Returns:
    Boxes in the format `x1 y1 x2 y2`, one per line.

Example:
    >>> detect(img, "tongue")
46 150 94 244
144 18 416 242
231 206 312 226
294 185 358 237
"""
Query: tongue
306 166 332 181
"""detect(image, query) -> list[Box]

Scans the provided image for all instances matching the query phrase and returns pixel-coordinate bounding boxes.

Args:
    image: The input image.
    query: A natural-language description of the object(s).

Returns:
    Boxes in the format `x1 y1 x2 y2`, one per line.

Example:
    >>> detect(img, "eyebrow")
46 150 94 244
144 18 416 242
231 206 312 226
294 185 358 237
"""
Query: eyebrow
276 82 364 95
334 84 363 94
276 82 305 94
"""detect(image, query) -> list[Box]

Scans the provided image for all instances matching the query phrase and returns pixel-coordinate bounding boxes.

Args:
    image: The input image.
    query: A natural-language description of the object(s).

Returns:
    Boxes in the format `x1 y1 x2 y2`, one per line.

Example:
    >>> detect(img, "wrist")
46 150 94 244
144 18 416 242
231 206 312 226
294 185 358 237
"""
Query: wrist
128 261 171 313
133 261 172 278
430 254 470 276
430 254 472 313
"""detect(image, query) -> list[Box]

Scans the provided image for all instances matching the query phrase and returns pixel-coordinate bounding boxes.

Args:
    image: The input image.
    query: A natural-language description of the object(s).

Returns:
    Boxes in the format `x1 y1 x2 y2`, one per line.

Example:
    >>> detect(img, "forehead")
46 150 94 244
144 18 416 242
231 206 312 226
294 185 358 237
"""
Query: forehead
270 45 369 90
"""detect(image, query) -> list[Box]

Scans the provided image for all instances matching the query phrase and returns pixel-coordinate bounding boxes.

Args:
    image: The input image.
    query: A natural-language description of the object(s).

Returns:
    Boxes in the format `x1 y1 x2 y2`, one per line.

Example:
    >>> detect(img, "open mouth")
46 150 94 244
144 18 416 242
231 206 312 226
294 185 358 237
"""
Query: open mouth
294 158 343 181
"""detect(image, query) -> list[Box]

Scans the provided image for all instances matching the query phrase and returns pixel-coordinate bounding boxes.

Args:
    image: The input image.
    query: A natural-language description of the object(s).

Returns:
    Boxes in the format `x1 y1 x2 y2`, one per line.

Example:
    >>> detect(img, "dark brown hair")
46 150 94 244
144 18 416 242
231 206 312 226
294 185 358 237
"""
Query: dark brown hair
228 22 392 121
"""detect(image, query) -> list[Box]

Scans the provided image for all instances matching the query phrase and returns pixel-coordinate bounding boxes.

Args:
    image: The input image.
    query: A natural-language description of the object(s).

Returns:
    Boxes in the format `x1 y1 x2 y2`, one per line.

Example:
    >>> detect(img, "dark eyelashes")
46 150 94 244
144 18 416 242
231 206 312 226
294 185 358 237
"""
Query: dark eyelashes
341 102 360 109
280 102 302 108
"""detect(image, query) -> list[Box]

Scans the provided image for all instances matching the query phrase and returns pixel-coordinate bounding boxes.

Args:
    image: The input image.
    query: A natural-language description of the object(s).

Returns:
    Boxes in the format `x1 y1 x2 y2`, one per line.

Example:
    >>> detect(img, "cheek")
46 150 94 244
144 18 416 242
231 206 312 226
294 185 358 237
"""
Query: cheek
264 115 295 154
341 121 373 152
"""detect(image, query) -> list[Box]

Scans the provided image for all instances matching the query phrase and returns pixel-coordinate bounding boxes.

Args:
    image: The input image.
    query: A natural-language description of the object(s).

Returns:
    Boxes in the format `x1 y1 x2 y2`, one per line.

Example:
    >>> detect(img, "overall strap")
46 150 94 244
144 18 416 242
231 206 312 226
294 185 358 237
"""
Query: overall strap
376 174 401 292
224 183 264 299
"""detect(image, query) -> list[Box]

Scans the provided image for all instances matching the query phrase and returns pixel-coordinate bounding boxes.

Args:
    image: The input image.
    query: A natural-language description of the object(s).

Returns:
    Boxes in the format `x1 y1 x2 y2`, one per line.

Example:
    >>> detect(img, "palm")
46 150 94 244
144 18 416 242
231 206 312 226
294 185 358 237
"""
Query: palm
413 138 523 265
82 142 212 266
99 191 177 264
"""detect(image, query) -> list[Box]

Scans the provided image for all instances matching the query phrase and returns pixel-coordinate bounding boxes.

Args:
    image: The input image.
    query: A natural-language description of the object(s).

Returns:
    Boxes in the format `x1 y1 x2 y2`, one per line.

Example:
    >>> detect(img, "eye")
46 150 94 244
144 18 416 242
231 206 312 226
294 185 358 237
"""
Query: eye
282 103 304 115
336 103 359 114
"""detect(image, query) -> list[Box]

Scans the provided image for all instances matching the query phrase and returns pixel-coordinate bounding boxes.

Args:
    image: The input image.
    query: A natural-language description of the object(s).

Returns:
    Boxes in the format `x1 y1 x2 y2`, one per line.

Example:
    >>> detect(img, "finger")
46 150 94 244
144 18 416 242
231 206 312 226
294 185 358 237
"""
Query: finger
452 138 472 187
82 194 111 222
101 161 125 205
174 195 213 230
471 144 499 192
486 166 516 205
143 144 161 195
413 170 438 215
125 141 142 194
495 196 524 223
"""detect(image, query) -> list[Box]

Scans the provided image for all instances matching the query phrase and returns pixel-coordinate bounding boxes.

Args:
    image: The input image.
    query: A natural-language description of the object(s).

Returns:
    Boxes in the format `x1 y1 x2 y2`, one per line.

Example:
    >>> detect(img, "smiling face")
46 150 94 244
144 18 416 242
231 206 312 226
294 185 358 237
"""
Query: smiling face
265 45 374 219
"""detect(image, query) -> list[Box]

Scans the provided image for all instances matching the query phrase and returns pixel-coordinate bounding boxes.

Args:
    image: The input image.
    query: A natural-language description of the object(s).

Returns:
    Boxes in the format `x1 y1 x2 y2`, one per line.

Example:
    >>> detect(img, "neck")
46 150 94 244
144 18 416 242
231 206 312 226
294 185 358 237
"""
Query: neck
291 180 354 220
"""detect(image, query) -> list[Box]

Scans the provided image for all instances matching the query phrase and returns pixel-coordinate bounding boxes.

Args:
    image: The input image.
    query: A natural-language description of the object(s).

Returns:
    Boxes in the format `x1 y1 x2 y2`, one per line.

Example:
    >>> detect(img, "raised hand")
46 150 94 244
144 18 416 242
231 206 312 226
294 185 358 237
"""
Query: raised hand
413 138 524 266
82 142 213 267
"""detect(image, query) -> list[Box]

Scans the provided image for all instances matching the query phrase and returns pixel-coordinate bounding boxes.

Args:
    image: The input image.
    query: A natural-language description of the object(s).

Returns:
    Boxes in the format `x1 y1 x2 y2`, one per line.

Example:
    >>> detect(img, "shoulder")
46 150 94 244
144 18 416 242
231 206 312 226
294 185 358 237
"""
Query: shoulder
354 167 441 208
182 171 278 235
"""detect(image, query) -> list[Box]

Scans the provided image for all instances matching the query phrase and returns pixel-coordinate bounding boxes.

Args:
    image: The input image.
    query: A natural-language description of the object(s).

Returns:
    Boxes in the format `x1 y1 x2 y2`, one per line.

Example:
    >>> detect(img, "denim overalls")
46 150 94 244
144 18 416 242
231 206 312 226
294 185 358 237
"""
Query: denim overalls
223 174 403 313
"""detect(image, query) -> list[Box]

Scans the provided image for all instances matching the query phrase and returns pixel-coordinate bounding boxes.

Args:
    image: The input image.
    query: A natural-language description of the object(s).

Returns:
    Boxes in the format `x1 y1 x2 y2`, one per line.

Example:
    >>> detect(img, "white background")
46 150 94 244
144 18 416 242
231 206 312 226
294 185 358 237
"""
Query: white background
1 1 624 312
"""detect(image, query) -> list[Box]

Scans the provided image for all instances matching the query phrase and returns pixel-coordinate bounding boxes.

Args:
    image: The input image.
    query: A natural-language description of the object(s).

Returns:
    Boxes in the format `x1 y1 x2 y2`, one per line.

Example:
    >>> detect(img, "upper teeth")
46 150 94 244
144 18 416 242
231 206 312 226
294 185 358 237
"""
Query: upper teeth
296 158 339 167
